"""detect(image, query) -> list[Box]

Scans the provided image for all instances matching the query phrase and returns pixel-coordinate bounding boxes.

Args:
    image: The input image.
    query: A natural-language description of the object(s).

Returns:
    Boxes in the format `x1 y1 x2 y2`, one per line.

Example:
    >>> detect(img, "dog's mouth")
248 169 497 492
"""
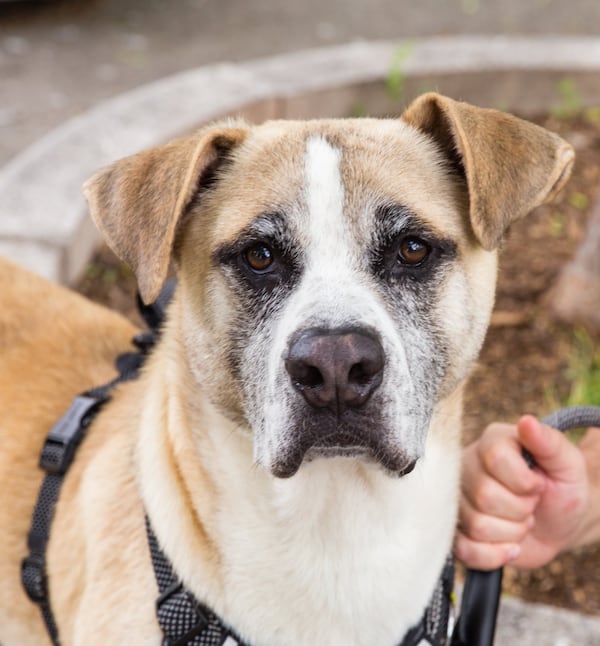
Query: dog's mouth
269 425 418 479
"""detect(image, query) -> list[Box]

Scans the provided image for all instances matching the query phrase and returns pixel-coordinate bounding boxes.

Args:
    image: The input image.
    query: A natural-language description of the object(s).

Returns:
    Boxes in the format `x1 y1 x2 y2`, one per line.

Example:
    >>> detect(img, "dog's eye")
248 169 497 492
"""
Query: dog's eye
244 243 274 273
398 237 430 266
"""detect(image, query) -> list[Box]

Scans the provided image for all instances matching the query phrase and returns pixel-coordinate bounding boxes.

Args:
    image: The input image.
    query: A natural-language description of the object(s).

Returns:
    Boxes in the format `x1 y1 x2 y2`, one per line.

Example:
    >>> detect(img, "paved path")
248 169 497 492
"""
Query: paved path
3 0 600 165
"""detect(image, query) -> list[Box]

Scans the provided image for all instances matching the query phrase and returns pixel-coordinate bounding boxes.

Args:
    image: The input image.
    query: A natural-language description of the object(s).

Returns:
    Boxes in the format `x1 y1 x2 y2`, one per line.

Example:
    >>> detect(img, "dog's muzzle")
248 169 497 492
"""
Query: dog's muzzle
273 327 418 478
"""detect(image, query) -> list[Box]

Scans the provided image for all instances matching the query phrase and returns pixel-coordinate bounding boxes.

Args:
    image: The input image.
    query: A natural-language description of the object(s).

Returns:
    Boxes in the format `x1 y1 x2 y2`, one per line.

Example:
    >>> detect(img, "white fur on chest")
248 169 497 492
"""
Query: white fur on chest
212 429 459 646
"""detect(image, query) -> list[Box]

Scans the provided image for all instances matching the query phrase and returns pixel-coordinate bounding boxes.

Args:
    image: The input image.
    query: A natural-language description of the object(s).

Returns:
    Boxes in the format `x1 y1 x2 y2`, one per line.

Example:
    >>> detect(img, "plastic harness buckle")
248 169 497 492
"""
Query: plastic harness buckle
39 395 103 475
21 553 47 603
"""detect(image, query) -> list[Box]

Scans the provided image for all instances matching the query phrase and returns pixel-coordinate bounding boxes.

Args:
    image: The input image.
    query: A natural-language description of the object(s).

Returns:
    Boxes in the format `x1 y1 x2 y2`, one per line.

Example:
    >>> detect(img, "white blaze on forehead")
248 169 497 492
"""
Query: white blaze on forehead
255 133 429 468
304 136 349 268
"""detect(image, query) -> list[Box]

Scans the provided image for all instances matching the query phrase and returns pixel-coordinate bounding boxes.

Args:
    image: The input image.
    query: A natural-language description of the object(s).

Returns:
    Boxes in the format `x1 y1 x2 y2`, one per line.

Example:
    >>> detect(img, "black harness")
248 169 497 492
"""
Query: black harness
22 288 459 646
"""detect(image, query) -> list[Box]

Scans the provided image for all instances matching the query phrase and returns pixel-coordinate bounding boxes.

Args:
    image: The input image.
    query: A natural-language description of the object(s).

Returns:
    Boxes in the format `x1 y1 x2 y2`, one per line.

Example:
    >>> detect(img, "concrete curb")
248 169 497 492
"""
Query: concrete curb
496 594 600 646
2 35 600 282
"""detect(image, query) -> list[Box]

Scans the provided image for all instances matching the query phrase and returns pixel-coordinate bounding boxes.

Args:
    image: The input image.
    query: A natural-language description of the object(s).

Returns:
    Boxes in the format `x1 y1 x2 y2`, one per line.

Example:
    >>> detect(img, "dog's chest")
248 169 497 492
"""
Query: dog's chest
213 454 457 646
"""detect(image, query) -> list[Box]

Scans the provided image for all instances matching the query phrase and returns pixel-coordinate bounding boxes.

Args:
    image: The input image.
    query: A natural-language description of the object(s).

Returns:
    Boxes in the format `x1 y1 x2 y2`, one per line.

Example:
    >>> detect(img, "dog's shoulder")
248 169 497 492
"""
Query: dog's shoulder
0 257 146 644
0 256 136 356
0 255 138 460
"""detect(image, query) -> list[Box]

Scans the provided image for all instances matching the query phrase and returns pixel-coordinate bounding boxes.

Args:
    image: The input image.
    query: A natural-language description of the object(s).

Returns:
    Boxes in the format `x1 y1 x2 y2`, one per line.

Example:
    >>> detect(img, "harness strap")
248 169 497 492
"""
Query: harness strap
402 557 455 646
146 517 246 646
21 393 107 646
21 351 146 645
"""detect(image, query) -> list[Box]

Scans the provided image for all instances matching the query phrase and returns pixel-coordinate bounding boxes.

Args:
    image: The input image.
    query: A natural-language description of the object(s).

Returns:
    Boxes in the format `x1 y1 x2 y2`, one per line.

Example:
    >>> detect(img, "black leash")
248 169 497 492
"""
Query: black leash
453 406 600 646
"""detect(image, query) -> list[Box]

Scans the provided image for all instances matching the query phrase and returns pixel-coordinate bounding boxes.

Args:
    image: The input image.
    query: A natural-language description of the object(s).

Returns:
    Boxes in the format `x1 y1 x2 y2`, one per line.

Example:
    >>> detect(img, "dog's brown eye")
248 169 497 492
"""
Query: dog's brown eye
245 243 274 272
398 237 430 266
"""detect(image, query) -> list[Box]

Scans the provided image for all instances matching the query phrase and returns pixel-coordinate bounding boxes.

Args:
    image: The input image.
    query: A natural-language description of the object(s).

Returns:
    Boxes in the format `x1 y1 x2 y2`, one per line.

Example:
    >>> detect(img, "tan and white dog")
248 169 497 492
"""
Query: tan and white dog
0 93 573 645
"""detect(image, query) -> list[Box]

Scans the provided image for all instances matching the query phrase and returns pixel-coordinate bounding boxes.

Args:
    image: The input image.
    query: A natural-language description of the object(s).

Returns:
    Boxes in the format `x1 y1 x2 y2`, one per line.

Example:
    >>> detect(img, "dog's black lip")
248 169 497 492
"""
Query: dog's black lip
270 439 418 479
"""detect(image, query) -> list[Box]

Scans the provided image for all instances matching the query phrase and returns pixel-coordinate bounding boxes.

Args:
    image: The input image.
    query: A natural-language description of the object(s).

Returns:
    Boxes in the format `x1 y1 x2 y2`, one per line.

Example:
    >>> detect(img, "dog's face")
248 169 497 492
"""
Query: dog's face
85 94 573 479
179 122 494 478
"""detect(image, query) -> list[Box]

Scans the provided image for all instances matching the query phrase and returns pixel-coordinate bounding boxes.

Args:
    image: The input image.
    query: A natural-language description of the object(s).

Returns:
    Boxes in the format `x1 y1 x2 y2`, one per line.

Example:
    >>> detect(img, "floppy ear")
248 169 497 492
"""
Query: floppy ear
83 125 248 304
402 93 574 249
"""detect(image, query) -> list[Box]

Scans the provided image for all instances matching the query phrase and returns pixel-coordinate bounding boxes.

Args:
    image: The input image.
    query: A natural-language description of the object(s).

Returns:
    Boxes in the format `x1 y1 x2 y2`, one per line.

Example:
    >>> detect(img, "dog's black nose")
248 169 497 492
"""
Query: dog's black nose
285 328 384 413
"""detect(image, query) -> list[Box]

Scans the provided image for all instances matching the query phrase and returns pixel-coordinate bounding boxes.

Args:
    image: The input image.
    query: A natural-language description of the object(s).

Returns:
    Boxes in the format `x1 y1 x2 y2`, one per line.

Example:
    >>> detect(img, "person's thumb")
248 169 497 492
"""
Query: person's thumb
517 415 581 483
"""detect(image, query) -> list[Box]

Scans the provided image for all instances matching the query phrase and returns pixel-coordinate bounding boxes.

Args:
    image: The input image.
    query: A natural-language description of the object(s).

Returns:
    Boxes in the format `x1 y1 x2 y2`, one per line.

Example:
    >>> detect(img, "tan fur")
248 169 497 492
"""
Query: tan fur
0 94 574 645
0 258 143 643
83 126 249 304
403 93 574 249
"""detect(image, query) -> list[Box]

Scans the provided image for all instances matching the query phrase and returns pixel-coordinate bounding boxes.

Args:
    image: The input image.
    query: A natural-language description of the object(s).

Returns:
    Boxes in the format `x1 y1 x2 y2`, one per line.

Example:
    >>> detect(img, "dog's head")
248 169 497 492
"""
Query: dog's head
84 94 573 478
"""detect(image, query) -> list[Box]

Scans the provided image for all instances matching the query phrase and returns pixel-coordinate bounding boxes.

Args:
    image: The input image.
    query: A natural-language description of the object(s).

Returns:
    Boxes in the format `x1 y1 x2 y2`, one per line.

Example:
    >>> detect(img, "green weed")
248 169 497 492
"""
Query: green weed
551 78 583 119
548 211 566 238
386 42 414 101
564 329 600 409
569 191 590 211
544 329 600 439
350 102 369 118
584 106 600 123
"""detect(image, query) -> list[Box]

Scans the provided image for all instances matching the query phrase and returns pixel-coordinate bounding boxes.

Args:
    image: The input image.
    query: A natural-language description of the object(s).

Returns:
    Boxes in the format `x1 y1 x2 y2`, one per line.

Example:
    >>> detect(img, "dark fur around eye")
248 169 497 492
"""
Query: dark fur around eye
371 205 456 281
213 213 301 293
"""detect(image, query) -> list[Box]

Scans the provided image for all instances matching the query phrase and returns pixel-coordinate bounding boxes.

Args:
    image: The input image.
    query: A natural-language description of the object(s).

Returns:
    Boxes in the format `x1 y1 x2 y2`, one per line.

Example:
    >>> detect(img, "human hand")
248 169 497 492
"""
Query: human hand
455 415 589 570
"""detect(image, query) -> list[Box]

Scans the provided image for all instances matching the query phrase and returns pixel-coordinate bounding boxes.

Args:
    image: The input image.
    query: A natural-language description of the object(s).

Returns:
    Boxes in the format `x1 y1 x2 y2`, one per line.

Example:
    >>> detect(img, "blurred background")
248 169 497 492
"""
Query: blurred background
3 0 600 165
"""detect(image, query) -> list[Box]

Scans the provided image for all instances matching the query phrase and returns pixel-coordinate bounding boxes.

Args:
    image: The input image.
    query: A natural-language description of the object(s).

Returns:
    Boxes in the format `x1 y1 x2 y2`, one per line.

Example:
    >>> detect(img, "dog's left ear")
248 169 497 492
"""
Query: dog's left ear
84 125 248 304
402 93 574 249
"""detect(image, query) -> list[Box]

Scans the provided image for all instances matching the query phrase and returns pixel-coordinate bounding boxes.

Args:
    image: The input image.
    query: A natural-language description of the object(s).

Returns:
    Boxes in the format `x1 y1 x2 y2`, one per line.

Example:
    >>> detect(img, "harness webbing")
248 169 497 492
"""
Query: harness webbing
146 517 246 646
403 557 455 645
21 351 145 646
21 392 108 645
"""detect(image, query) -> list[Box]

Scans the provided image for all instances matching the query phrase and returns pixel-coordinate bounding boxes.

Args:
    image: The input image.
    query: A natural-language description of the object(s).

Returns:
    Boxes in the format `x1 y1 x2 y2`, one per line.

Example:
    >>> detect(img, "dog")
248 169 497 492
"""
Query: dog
0 93 573 645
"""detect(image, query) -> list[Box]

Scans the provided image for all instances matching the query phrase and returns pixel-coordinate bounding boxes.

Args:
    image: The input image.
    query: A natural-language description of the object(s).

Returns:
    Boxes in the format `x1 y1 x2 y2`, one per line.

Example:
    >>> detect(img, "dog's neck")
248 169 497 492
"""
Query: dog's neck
136 327 462 646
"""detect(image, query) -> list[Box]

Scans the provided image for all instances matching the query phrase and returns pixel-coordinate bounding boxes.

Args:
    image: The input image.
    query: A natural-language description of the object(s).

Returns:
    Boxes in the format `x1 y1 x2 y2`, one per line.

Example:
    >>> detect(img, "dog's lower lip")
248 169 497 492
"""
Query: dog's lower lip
396 459 417 477
270 447 418 479
270 458 303 478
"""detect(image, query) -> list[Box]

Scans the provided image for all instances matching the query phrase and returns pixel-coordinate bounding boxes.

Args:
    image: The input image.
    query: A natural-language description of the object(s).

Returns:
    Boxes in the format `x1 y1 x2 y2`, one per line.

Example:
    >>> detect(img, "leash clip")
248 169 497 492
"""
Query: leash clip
40 395 103 475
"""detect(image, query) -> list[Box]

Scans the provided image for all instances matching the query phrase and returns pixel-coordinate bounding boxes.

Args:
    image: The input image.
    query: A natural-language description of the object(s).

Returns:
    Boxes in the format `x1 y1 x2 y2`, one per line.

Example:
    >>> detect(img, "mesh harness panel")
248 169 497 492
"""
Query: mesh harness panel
146 517 246 646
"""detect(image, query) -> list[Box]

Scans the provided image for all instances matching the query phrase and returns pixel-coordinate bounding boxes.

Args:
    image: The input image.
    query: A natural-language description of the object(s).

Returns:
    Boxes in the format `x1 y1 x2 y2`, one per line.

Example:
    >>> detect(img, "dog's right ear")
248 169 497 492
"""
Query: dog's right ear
402 93 574 250
83 125 248 304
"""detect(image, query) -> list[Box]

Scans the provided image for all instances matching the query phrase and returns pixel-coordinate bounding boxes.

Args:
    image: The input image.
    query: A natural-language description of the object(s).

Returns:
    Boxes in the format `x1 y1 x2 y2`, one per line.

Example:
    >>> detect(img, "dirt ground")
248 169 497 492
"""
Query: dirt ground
459 112 600 616
76 112 600 616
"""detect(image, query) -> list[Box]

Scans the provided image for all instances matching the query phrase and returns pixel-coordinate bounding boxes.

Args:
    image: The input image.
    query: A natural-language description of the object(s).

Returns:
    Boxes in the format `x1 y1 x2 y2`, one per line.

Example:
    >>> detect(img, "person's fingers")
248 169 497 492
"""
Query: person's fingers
460 468 540 521
454 531 520 570
459 495 535 543
474 426 546 496
517 415 584 482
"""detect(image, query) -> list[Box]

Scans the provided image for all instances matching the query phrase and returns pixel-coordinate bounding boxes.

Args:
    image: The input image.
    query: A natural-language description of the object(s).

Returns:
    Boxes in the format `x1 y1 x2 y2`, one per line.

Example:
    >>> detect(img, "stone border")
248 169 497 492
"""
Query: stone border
2 35 600 283
496 592 600 645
